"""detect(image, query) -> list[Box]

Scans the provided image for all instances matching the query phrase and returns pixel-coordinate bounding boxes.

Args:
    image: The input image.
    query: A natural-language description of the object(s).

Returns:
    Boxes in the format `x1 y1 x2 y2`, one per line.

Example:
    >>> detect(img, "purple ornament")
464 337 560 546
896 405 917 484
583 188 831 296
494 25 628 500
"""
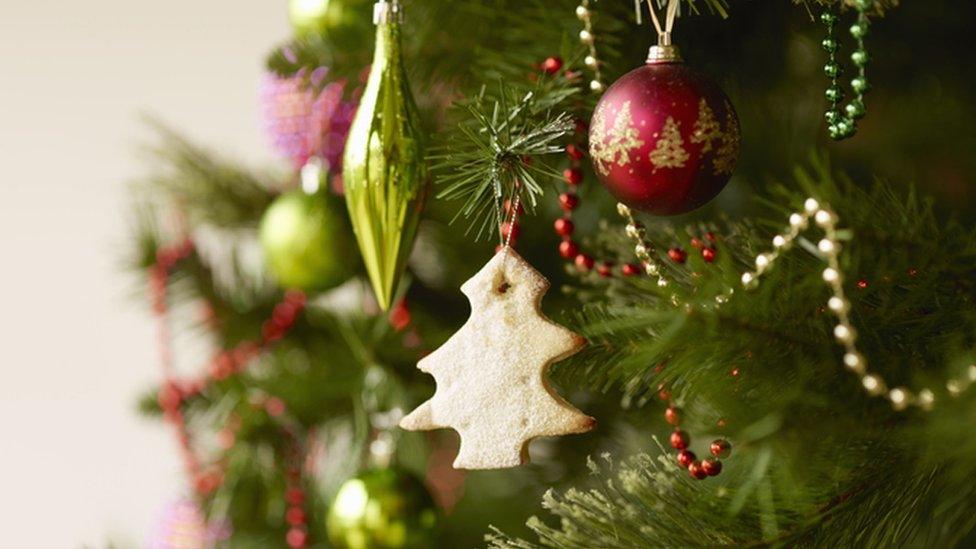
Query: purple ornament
148 499 230 549
260 71 358 177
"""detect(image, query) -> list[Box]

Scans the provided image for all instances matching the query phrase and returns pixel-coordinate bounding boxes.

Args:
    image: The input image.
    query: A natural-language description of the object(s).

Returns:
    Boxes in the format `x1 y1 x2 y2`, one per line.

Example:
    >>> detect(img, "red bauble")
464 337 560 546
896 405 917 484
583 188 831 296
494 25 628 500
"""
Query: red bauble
588 57 740 216
559 193 580 211
702 458 723 477
563 167 584 186
575 254 595 271
710 439 732 458
670 429 689 450
676 449 696 468
664 406 681 425
688 460 709 480
554 218 575 236
667 248 688 264
559 240 580 259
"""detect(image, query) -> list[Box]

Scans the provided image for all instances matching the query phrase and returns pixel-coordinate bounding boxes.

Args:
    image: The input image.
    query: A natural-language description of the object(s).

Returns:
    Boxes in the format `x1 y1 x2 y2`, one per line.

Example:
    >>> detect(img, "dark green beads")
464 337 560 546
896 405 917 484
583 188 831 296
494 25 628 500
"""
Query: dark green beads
820 2 874 141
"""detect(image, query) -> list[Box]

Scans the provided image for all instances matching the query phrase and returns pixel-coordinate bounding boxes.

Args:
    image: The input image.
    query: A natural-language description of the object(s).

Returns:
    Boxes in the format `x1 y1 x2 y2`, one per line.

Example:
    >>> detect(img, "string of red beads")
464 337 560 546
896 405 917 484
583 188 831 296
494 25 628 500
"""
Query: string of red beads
660 389 732 480
554 124 639 278
282 427 309 548
150 238 307 500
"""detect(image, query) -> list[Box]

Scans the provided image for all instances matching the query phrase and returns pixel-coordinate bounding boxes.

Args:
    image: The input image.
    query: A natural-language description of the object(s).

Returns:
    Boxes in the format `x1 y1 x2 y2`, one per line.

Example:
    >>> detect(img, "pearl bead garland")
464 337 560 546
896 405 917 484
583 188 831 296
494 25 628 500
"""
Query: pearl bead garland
739 198 976 412
617 203 670 287
570 1 972 413
575 0 604 93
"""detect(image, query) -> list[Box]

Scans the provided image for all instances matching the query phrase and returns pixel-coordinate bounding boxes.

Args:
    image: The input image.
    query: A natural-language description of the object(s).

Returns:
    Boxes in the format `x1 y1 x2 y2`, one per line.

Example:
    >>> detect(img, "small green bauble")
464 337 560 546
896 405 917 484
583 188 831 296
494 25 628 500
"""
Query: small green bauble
835 119 854 137
851 50 869 67
821 38 838 53
820 11 838 26
288 0 371 37
849 22 869 39
823 62 842 78
851 76 869 93
327 468 439 549
825 86 844 103
845 100 866 120
825 110 841 125
853 0 874 10
260 189 357 292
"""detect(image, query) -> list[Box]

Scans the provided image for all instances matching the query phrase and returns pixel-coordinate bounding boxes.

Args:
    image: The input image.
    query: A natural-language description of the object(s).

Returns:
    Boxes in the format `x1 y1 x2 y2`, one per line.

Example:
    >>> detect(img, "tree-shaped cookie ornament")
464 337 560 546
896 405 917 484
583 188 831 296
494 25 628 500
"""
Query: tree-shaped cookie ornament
399 249 596 469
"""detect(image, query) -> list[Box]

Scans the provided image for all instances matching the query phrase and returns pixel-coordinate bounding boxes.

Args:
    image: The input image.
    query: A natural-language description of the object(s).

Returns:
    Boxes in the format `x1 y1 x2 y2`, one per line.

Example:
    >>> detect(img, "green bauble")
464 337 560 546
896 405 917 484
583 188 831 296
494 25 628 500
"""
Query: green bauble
288 0 371 37
327 468 438 549
260 189 356 292
343 1 428 311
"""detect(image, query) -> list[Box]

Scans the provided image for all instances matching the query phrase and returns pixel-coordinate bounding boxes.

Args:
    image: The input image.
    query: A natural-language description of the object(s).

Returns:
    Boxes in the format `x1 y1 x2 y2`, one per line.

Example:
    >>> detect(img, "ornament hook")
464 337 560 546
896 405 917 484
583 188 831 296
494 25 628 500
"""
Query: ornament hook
641 0 683 64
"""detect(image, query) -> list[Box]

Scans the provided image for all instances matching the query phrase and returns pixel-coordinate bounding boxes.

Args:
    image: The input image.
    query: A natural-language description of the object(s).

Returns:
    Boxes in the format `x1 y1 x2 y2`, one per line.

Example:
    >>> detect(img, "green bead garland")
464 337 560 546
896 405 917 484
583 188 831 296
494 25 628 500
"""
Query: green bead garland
821 1 874 141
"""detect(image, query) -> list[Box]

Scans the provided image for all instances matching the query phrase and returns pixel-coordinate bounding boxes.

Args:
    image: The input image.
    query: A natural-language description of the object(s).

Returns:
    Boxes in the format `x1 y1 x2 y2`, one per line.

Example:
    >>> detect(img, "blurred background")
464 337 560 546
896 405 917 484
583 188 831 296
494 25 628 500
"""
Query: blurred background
0 1 287 545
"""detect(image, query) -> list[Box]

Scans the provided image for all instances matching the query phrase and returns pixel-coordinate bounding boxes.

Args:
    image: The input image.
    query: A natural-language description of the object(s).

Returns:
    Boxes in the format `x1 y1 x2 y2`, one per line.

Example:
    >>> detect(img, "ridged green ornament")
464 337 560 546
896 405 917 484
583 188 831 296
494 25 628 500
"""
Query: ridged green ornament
343 1 427 311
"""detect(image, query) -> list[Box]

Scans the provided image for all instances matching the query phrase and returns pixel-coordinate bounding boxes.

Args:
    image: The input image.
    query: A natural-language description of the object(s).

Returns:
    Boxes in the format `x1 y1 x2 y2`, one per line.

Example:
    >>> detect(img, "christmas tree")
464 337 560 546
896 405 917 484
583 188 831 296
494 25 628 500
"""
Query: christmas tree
129 0 976 547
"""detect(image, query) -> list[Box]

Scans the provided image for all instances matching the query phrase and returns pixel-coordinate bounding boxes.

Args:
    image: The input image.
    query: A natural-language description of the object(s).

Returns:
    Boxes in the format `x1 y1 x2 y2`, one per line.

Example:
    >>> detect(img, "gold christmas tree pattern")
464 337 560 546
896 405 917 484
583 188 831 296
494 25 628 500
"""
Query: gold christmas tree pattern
712 104 740 176
649 116 689 171
589 101 645 176
690 99 722 153
399 250 595 469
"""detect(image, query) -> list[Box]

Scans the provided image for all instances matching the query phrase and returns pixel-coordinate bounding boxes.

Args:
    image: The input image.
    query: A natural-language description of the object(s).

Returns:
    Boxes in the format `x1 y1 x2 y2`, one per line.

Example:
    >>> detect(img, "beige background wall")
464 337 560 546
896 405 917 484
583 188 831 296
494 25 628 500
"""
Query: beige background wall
0 1 288 545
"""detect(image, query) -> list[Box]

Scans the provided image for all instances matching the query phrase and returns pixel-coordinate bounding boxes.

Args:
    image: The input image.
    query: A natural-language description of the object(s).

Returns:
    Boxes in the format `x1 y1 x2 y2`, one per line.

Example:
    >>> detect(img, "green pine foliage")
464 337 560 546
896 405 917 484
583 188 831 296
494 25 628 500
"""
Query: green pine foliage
125 0 976 546
493 163 976 547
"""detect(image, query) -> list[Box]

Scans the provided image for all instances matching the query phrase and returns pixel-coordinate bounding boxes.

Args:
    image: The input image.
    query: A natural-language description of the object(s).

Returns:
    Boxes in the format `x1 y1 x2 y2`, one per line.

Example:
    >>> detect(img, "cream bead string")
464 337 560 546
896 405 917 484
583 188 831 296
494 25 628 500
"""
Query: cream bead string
736 198 976 412
575 1 605 93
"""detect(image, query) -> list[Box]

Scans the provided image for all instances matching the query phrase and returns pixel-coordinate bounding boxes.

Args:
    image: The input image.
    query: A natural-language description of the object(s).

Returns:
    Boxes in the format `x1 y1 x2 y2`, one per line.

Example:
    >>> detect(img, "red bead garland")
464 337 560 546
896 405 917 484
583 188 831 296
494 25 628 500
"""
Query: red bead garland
552 121 639 278
541 56 564 75
150 236 312 547
659 396 732 481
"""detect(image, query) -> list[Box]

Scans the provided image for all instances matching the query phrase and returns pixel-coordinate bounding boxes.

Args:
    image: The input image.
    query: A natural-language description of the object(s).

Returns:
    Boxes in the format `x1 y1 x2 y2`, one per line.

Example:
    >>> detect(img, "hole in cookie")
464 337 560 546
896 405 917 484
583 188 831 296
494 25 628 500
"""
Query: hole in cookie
519 417 529 428
493 271 513 296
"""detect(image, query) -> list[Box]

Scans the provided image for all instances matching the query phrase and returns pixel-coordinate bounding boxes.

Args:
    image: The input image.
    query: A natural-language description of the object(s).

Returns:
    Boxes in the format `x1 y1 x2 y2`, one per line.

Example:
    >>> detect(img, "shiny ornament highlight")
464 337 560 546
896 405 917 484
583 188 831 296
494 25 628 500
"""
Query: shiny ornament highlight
326 468 438 548
288 0 372 38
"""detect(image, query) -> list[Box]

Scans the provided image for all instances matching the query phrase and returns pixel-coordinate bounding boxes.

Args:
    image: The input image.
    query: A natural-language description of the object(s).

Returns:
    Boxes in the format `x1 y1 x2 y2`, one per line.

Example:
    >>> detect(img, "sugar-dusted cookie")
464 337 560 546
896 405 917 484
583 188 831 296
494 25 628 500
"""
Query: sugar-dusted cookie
400 249 595 469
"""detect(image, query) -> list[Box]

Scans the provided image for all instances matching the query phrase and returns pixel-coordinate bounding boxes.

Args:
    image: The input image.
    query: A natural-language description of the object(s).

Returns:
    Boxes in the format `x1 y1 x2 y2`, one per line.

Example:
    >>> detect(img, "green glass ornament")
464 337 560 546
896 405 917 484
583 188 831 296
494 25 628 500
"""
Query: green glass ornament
343 1 428 311
288 0 372 37
326 468 438 549
260 187 357 292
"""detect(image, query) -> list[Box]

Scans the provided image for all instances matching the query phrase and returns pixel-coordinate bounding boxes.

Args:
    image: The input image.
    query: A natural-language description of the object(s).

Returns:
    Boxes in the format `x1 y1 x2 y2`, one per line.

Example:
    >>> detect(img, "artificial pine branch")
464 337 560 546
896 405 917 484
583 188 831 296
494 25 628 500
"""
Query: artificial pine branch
432 82 577 240
140 122 276 229
495 161 976 547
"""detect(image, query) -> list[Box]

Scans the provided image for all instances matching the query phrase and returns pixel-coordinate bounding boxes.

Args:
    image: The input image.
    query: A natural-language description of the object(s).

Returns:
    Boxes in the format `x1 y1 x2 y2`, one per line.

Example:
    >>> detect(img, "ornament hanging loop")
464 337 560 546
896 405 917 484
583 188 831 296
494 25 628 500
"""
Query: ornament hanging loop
640 0 683 64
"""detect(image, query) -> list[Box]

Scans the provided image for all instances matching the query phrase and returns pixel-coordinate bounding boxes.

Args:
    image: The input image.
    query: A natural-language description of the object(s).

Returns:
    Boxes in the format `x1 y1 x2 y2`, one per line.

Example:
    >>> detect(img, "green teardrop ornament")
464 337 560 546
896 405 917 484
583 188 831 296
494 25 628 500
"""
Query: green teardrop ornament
343 2 428 311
